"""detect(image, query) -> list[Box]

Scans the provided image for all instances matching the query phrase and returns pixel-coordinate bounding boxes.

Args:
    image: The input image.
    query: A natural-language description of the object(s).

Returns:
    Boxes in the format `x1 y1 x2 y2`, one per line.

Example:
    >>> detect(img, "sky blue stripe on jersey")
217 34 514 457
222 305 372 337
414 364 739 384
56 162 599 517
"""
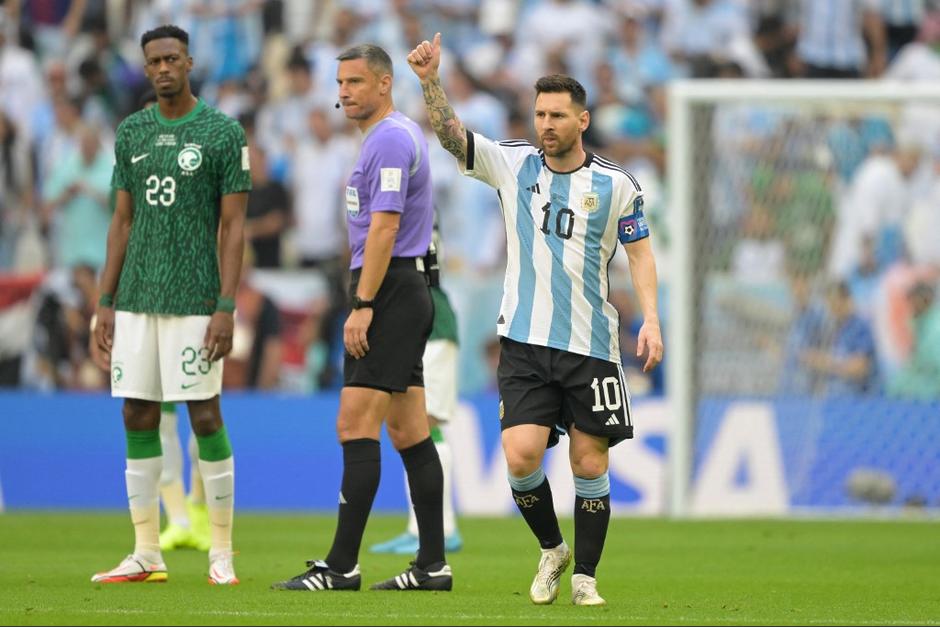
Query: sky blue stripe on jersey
583 171 613 358
508 155 543 341
547 172 573 348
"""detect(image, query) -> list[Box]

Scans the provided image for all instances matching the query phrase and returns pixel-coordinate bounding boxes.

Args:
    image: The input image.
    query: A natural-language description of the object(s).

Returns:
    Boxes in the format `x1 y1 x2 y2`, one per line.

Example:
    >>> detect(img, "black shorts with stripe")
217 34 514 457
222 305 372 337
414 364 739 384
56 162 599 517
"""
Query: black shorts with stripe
343 257 433 393
496 337 633 448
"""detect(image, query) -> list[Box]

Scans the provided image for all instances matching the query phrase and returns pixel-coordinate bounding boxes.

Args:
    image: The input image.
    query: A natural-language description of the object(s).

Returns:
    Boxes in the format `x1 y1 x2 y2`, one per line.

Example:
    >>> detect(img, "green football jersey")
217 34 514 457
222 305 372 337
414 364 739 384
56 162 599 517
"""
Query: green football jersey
111 99 251 315
427 221 458 343
429 286 459 344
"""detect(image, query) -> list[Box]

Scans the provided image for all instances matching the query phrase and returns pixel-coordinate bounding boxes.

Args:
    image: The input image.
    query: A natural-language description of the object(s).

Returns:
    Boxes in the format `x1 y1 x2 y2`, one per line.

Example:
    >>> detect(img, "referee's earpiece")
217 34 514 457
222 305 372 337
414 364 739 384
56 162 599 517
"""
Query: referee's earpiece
335 102 341 109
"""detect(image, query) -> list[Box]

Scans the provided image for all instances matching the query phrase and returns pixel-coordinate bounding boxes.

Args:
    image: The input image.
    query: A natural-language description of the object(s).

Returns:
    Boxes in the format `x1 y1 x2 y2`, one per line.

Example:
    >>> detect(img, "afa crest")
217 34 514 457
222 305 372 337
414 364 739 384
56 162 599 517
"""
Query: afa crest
582 192 600 212
514 494 540 509
580 498 606 513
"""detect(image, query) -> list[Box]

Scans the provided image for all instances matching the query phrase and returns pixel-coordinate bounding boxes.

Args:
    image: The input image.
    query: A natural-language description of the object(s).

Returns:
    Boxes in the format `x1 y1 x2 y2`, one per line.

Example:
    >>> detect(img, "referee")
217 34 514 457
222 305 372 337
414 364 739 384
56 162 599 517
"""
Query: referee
273 44 452 593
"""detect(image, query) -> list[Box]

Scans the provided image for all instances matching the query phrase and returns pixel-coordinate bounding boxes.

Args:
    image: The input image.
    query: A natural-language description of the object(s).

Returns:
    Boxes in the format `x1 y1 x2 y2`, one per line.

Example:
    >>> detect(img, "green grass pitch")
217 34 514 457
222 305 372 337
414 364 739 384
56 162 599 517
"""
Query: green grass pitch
0 513 938 625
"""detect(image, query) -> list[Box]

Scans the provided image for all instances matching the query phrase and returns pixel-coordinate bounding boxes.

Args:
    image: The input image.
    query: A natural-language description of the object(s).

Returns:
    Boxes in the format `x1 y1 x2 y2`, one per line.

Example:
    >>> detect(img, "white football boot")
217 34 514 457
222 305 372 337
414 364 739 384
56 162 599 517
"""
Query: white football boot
208 550 239 585
91 554 167 583
529 541 571 604
571 573 607 606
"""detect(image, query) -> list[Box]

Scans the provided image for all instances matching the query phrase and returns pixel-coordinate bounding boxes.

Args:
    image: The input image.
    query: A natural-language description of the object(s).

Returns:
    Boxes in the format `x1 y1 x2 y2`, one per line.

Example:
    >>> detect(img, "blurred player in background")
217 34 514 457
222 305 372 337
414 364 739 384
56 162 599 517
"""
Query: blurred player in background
409 33 663 606
156 403 210 551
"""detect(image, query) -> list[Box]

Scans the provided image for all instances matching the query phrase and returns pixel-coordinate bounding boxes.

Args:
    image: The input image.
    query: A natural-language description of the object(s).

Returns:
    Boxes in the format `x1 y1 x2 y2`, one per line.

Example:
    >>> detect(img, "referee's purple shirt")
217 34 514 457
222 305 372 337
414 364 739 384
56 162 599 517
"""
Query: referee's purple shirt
345 111 433 270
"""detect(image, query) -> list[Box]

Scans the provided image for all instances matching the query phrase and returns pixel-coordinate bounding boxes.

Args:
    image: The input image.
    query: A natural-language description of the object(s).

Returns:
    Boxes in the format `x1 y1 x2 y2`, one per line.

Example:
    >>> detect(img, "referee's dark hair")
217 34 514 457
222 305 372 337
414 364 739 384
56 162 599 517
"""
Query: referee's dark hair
534 74 587 109
336 43 393 78
140 24 190 50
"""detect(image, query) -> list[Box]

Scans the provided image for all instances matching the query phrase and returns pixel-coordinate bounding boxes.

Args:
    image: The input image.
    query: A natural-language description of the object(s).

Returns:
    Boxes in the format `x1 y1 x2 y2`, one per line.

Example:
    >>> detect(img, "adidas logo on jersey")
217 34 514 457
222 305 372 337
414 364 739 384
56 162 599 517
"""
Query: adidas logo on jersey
605 415 620 426
525 183 541 194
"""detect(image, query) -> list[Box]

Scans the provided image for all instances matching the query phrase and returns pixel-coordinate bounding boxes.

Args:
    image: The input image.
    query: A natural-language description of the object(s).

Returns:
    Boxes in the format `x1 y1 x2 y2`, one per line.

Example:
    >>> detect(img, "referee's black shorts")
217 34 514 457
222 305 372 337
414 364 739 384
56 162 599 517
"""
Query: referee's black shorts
343 257 433 393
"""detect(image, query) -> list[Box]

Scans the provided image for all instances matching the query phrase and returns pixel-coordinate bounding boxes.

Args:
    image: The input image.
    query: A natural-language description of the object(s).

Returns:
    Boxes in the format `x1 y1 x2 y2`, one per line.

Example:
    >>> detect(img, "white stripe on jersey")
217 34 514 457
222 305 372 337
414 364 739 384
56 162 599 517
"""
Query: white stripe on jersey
461 132 644 364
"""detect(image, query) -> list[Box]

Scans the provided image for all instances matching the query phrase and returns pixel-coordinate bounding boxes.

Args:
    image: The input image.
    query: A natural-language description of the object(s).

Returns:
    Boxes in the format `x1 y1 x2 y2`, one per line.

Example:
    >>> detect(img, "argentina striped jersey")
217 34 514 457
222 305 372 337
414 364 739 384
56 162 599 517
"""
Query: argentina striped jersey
461 131 648 364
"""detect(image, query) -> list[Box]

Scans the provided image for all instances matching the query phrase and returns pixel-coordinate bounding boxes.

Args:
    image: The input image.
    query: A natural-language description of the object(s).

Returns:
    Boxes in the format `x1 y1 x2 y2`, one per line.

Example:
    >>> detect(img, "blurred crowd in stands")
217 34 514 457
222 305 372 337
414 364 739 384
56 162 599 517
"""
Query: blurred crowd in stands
1 0 940 401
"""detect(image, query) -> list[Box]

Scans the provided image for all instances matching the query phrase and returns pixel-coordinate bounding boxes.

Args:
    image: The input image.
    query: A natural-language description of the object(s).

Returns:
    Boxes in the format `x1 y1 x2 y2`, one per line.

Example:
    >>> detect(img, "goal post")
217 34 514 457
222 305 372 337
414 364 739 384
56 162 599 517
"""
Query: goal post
667 80 940 517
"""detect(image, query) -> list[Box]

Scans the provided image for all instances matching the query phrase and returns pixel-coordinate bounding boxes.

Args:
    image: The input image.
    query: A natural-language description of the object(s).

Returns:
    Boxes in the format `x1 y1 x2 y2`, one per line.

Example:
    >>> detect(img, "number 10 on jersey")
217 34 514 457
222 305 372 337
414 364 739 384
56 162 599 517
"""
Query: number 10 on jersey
539 202 574 240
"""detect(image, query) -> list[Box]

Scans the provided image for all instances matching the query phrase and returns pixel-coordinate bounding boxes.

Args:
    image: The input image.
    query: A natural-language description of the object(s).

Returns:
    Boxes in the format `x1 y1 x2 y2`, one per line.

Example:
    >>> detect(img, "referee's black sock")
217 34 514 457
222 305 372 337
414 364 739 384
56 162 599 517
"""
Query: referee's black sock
508 468 564 549
400 437 445 569
573 473 611 578
326 438 381 573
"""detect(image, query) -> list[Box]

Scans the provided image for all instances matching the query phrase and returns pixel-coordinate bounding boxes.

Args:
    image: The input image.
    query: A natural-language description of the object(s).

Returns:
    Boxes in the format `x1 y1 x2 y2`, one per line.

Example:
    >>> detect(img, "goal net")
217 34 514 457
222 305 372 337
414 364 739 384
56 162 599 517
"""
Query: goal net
667 80 940 517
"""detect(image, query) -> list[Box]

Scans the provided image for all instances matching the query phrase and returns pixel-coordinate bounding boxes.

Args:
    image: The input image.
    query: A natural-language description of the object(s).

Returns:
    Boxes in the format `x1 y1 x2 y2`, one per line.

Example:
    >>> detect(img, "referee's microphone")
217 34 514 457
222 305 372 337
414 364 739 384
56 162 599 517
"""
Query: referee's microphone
335 101 341 109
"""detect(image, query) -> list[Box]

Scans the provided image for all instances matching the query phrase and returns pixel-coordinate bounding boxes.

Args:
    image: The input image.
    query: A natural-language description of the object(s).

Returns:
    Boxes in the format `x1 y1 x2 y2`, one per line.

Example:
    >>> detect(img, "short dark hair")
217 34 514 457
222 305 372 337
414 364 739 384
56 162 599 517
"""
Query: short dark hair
336 44 393 77
534 74 587 109
140 25 189 50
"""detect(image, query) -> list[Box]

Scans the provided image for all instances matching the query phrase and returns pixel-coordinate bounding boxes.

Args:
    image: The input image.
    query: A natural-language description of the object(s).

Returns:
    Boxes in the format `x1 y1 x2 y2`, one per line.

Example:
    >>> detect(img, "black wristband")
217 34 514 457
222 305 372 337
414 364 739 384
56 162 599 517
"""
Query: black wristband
351 295 374 310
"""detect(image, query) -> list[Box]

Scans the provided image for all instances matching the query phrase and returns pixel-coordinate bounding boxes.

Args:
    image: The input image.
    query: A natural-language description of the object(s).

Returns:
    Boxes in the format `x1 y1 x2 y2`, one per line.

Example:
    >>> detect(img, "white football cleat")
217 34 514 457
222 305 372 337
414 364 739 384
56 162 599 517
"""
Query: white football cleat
529 541 571 605
208 550 239 585
91 554 167 583
571 573 607 606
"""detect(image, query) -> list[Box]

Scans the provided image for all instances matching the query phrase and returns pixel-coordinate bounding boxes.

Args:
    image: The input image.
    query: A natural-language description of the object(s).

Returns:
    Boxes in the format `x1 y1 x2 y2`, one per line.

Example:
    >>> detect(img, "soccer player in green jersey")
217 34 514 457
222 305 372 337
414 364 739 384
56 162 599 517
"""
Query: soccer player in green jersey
91 25 251 585
126 89 212 556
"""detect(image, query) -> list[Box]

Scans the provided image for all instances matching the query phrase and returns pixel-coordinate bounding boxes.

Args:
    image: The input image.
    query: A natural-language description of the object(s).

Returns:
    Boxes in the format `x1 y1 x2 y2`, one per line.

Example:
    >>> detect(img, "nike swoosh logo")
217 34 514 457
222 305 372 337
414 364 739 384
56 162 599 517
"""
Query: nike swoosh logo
215 494 232 501
181 382 199 390
131 153 150 163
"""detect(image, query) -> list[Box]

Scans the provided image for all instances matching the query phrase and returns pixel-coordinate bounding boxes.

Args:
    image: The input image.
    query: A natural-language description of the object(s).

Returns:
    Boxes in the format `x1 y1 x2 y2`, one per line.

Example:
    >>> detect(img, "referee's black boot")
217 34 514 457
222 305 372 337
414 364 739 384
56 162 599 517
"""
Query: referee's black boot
370 561 453 591
271 560 361 591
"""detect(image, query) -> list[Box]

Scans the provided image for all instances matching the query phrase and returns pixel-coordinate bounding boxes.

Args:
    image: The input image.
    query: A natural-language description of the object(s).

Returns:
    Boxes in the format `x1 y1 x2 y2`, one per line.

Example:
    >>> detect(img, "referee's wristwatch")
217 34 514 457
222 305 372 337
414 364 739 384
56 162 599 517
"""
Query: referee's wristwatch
351 295 374 310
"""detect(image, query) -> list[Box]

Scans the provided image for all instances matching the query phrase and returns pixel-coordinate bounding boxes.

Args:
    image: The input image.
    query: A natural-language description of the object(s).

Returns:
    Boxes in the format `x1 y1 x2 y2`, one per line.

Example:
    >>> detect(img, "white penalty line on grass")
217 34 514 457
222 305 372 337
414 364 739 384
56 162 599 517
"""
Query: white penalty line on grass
14 608 940 625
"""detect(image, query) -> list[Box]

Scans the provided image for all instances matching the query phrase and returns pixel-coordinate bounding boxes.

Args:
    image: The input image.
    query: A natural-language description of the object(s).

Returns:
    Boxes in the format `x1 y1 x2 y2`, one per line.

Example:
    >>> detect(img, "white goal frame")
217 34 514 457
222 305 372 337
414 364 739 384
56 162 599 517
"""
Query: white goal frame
666 79 940 516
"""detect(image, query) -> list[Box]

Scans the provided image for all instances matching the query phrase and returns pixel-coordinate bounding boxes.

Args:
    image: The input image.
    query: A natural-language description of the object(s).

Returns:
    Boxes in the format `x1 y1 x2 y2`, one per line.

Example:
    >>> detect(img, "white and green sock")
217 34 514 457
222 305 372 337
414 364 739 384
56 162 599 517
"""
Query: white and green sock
196 426 235 554
188 431 205 505
125 429 163 563
158 404 189 528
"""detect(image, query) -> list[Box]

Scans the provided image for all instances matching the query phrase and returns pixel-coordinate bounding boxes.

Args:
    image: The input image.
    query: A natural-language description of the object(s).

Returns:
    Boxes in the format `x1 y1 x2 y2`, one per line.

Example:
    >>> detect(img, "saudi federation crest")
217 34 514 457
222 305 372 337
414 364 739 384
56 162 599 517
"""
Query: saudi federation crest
582 192 600 212
178 145 203 172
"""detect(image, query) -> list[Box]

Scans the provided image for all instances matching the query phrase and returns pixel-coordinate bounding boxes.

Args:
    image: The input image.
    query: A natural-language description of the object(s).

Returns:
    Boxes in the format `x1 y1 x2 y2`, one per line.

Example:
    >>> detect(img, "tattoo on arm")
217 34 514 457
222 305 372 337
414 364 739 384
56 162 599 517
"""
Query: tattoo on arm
421 77 467 162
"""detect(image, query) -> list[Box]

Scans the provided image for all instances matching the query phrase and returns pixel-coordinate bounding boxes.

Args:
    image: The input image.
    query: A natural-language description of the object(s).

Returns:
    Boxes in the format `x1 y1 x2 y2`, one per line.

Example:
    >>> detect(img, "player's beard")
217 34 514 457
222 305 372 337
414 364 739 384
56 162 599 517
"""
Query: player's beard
539 133 577 159
344 102 374 121
154 78 182 98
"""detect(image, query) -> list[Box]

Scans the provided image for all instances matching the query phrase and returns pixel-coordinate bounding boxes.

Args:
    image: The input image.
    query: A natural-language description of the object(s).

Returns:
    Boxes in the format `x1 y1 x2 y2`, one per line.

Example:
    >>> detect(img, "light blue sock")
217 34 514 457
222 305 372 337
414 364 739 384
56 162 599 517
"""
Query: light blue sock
508 467 546 492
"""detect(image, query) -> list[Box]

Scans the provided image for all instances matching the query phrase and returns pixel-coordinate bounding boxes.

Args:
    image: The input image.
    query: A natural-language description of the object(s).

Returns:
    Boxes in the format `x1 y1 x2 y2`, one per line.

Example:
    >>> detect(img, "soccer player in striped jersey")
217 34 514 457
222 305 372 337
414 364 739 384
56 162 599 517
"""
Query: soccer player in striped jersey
408 34 663 607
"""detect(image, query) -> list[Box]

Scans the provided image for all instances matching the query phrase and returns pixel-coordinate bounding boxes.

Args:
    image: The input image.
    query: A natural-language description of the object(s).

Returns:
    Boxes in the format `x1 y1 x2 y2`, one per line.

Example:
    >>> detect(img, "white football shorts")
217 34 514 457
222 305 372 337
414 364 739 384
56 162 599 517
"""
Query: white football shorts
110 311 223 402
422 338 458 422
